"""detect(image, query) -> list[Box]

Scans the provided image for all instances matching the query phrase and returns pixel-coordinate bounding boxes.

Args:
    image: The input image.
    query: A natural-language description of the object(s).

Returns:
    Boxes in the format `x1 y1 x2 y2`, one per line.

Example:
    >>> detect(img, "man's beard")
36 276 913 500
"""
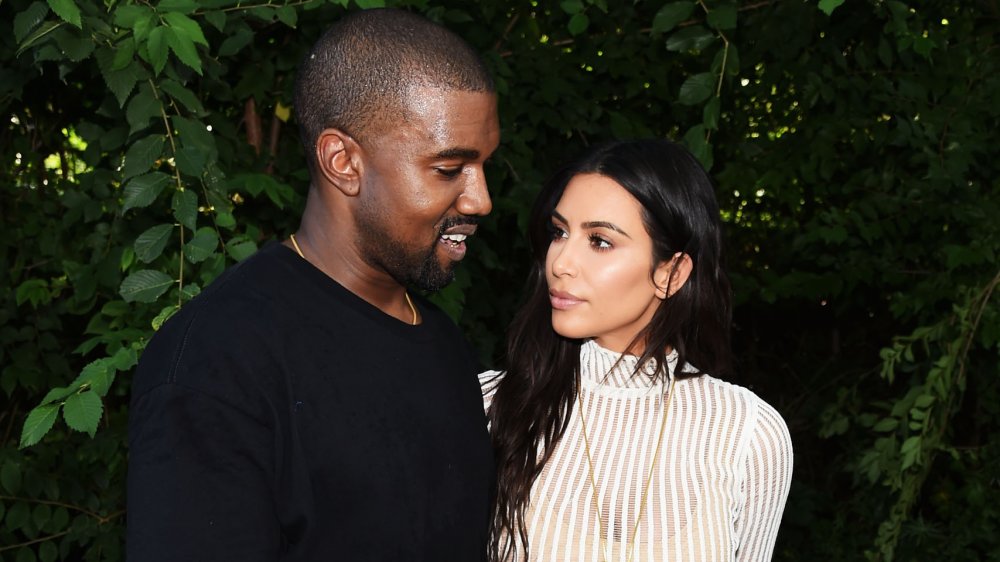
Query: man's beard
355 208 473 292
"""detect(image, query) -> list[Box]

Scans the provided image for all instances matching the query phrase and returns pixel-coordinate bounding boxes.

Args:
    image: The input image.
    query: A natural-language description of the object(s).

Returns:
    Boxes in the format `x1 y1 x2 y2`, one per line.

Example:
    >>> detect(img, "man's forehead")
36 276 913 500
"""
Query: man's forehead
372 86 498 152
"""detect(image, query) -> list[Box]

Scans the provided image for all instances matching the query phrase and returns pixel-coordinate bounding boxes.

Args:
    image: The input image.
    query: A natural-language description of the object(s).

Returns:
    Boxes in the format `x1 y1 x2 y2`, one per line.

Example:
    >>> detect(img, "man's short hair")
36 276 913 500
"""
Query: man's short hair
294 8 495 166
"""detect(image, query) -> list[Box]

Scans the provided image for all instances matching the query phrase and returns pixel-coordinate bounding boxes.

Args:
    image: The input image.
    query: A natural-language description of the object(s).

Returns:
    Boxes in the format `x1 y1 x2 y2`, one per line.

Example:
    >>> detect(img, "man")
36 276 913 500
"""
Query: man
127 9 500 561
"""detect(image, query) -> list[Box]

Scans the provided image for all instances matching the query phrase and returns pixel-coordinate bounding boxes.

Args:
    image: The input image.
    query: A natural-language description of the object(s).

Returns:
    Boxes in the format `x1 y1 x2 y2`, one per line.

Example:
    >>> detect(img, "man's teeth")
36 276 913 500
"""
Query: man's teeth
440 234 467 245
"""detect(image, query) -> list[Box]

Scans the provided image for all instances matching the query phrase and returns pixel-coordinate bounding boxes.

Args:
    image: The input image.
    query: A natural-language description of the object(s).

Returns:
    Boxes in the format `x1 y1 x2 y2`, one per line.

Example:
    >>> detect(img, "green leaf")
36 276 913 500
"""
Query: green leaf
560 0 584 14
7 502 30 531
122 172 170 213
181 283 201 300
39 385 75 406
110 346 139 373
900 435 922 469
678 72 715 105
134 223 175 263
32 504 51 529
172 189 198 230
160 79 205 114
15 20 63 58
173 116 215 154
705 3 737 31
567 13 589 36
216 211 236 229
19 404 60 448
46 0 81 28
78 358 115 396
703 96 721 130
355 0 386 7
14 2 50 44
185 227 218 263
126 85 163 135
120 269 175 303
152 305 180 330
121 134 165 181
39 542 58 562
666 26 716 52
204 10 226 32
54 25 94 61
164 11 208 46
147 25 169 75
121 246 136 271
113 4 151 27
95 47 143 106
682 124 713 170
1 461 21 493
226 237 258 262
15 279 50 308
133 10 156 43
818 0 845 16
164 26 203 74
218 25 253 57
275 5 297 28
651 1 694 35
111 37 137 71
63 391 103 437
873 418 899 432
713 43 740 76
158 0 198 13
176 146 208 176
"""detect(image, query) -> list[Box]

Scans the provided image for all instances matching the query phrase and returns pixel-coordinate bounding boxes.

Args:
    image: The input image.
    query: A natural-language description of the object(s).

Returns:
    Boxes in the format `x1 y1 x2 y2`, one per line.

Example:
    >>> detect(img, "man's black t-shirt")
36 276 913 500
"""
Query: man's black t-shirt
127 242 493 561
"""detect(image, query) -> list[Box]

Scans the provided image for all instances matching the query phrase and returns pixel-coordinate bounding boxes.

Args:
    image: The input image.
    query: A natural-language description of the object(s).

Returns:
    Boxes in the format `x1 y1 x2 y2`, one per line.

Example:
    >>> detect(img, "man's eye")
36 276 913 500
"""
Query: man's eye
435 166 463 178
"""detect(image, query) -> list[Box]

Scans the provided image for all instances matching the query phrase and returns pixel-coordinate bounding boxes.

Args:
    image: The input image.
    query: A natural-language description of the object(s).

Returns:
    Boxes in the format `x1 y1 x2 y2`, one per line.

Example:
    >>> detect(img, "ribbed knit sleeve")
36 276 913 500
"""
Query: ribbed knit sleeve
734 400 793 562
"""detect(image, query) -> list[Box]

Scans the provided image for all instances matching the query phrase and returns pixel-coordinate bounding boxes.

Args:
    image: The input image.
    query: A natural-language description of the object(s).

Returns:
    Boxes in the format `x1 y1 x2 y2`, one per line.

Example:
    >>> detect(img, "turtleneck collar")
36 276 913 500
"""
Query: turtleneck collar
579 339 679 391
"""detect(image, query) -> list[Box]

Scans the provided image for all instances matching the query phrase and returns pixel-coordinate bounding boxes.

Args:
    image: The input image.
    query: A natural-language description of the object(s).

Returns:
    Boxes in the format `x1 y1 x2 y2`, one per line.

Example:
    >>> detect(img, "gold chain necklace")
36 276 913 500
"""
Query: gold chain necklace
576 373 675 562
289 233 418 325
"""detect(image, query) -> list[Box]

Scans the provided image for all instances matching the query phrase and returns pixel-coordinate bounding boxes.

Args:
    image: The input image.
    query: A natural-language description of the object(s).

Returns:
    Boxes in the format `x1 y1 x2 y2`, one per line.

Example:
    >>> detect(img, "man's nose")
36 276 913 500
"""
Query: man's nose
456 171 492 216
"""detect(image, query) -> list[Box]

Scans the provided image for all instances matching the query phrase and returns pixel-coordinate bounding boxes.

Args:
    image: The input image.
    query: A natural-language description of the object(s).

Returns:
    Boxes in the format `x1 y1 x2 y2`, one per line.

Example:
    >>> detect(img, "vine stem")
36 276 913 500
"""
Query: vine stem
148 79 186 308
0 496 107 523
877 268 1000 558
0 500 125 552
193 0 316 15
0 530 71 553
699 0 731 145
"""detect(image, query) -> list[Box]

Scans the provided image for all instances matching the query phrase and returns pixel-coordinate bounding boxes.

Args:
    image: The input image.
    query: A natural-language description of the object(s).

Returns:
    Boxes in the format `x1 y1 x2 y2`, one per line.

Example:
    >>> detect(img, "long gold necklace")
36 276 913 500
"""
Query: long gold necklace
289 233 418 325
577 373 675 562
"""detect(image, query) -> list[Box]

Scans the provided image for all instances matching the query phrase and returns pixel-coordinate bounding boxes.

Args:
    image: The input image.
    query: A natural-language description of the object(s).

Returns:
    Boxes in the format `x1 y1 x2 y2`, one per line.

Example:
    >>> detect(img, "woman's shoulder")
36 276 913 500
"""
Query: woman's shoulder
684 374 790 435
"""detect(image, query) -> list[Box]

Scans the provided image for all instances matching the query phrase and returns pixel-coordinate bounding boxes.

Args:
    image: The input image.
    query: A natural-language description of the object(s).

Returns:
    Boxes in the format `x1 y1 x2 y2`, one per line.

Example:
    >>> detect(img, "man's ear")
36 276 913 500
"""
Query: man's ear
315 128 362 196
653 252 693 300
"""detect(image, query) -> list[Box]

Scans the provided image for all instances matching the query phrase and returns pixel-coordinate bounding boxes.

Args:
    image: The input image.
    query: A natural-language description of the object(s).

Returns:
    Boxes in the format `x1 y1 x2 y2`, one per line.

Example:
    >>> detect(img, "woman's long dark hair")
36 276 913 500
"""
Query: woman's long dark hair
487 139 733 561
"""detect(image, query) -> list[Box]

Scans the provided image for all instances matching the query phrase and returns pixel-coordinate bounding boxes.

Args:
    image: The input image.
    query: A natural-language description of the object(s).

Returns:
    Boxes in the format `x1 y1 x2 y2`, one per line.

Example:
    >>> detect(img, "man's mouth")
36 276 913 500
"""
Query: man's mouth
439 233 468 247
436 219 479 261
437 224 476 261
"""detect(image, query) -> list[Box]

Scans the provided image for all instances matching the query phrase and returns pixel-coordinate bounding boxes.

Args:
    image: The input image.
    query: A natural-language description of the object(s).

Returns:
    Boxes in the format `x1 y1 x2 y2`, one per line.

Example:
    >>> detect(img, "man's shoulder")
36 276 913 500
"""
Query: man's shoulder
131 244 294 395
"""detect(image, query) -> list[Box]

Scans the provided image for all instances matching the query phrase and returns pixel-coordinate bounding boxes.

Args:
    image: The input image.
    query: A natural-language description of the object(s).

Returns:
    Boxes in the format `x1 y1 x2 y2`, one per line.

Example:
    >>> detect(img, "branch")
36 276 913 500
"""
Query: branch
0 495 103 521
0 530 71 553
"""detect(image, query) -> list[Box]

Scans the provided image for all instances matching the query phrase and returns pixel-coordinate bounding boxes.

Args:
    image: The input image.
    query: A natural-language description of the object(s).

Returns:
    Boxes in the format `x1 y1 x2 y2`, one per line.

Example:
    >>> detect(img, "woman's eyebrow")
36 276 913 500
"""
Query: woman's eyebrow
551 210 630 237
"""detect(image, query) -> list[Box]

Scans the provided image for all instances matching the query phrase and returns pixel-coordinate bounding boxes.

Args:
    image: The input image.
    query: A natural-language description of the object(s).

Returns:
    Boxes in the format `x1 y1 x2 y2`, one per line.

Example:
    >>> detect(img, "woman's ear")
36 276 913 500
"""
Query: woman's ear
315 128 362 196
654 252 693 300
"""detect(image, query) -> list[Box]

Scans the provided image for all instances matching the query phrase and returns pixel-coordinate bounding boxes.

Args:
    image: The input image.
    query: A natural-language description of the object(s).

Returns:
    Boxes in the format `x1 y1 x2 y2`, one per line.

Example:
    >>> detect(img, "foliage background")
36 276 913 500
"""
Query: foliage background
2 0 998 560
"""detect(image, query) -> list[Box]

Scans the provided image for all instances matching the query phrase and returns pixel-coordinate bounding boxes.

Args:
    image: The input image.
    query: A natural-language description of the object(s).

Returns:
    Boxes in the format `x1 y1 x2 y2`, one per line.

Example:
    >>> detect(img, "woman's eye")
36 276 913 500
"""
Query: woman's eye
548 224 568 240
435 166 463 178
589 235 612 250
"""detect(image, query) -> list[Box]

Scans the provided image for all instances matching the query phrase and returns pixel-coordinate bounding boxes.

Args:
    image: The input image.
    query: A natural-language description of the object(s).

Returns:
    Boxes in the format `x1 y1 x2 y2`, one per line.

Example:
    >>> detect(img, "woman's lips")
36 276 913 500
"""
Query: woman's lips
549 289 584 310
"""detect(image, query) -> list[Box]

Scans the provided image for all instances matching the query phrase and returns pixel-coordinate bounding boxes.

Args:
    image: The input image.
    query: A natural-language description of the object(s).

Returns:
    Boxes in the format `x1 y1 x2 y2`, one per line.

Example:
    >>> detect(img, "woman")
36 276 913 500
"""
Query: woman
482 139 793 562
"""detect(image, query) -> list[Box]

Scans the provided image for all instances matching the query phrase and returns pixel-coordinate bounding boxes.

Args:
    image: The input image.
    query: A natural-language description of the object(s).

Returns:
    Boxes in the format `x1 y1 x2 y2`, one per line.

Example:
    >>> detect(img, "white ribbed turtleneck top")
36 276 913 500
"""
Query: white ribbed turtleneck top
480 339 793 562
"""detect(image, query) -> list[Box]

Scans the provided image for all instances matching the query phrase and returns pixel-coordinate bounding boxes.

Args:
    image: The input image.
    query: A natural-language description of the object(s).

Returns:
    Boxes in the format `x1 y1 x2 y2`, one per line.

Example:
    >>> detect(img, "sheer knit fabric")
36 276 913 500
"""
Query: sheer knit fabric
481 340 793 562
